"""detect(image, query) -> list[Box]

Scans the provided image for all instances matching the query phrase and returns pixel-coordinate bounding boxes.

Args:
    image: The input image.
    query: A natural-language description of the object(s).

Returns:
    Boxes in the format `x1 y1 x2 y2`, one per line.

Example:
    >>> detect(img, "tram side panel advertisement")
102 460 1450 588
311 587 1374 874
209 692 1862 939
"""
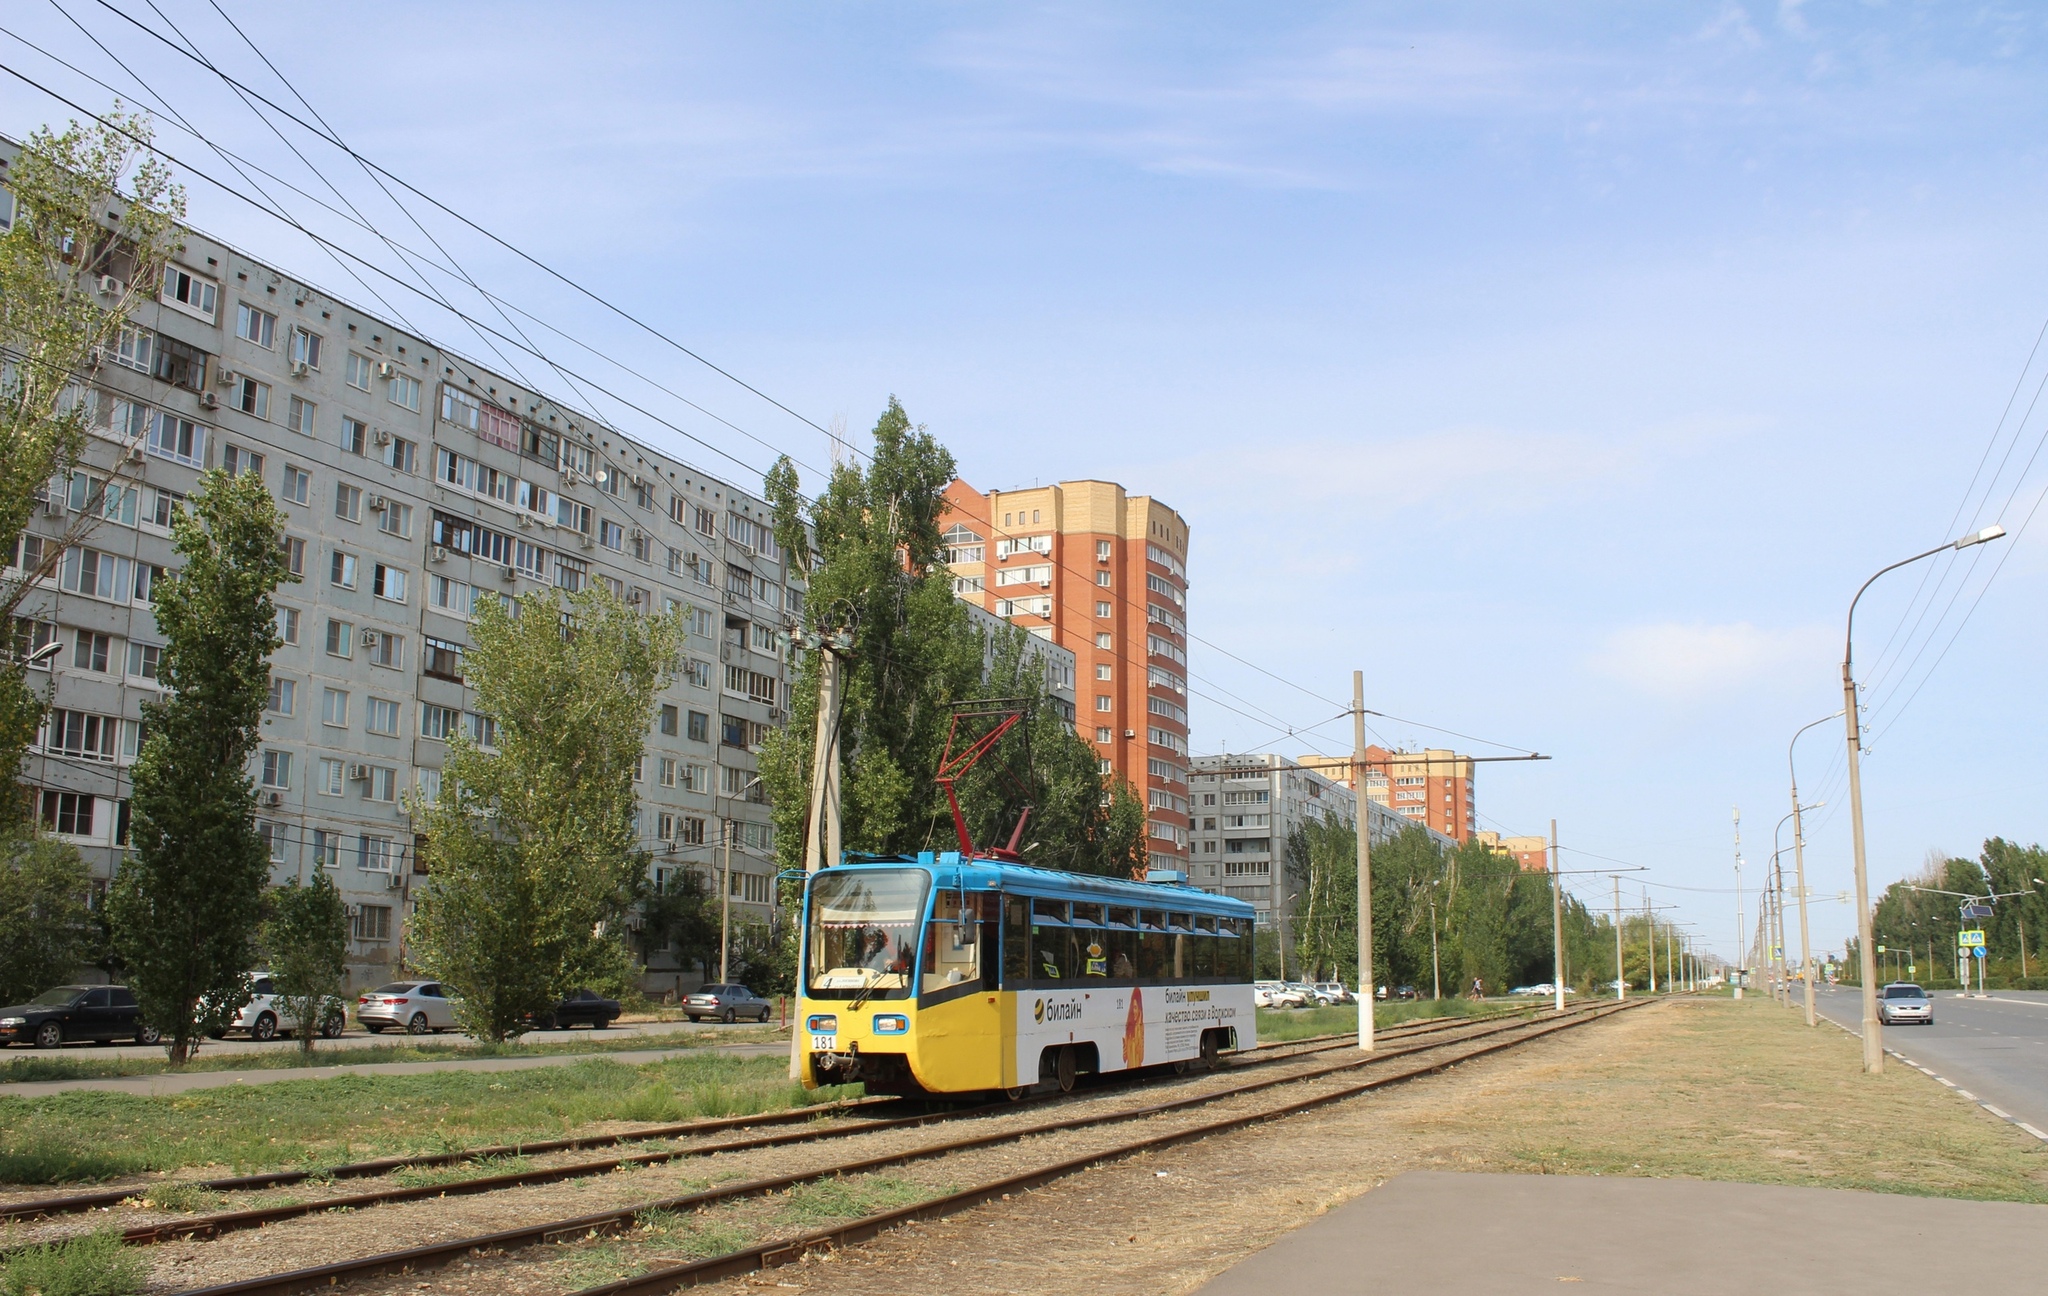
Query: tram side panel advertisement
1015 980 1253 1075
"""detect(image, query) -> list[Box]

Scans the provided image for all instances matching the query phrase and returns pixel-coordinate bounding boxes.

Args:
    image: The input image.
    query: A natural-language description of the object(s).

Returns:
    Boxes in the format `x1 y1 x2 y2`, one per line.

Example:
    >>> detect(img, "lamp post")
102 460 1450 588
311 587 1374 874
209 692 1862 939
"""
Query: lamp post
717 775 763 983
1843 525 2006 1071
1787 712 1838 1027
1427 880 1443 1001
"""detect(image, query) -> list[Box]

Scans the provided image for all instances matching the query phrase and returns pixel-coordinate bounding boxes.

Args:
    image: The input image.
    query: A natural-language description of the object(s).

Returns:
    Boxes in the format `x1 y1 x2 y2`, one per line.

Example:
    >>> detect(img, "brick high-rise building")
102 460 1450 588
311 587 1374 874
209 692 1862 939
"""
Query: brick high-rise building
942 479 1190 873
1298 746 1476 843
1473 830 1550 871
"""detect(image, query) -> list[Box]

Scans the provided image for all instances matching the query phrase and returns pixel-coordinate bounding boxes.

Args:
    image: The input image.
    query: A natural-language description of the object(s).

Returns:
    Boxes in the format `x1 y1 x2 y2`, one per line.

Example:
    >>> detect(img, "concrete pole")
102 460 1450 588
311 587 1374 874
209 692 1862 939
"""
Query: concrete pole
1733 807 1744 1000
1613 874 1625 1001
1843 660 1883 1071
1429 896 1441 1001
1551 819 1565 1014
1790 762 1818 1027
792 639 846 1080
1645 890 1656 994
1354 671 1375 1052
719 815 733 982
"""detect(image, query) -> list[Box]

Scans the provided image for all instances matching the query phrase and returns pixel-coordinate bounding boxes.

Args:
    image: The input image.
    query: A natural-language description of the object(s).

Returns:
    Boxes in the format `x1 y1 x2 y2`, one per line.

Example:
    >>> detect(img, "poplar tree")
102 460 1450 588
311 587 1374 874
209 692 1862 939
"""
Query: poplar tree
112 469 296 1063
1 110 182 827
262 873 349 1055
410 586 685 1042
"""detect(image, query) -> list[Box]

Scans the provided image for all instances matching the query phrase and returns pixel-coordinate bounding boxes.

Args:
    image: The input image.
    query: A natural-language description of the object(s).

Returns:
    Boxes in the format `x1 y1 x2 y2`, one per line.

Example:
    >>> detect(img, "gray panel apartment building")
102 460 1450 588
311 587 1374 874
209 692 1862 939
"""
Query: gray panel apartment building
6 196 812 992
1187 753 1455 925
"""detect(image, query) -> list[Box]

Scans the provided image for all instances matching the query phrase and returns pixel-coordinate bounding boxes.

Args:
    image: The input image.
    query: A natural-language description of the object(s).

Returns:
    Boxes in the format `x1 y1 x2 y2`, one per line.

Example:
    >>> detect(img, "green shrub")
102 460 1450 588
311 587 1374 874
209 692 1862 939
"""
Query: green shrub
0 1229 147 1296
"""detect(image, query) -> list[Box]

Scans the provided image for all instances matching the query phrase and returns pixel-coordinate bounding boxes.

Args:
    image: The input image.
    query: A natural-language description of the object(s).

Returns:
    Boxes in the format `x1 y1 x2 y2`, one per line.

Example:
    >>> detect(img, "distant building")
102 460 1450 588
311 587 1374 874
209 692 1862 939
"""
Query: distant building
1186 753 1456 925
1299 745 1476 843
1473 830 1551 871
943 478 1190 874
961 600 1076 723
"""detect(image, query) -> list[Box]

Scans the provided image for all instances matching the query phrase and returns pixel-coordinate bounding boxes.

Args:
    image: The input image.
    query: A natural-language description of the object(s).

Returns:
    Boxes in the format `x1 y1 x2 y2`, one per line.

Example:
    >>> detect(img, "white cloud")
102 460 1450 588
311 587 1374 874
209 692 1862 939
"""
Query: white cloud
1590 621 1830 697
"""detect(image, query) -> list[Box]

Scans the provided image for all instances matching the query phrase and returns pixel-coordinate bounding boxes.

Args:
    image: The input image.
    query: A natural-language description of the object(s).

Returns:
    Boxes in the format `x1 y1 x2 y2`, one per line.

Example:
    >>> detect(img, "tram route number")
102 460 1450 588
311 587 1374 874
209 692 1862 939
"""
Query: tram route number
810 1033 836 1050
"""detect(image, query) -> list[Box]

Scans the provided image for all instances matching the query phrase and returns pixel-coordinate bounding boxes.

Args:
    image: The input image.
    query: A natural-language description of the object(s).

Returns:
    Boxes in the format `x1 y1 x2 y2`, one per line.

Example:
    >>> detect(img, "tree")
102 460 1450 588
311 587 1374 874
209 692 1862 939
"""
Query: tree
110 468 296 1063
633 869 721 982
410 586 685 1042
758 399 1139 882
261 873 348 1056
0 829 95 1005
1 110 182 831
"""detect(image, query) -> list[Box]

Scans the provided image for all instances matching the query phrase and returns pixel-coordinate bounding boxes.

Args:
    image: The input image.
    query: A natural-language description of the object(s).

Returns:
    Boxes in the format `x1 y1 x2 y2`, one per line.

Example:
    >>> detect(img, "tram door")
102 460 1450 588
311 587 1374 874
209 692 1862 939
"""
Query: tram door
915 889 1002 1091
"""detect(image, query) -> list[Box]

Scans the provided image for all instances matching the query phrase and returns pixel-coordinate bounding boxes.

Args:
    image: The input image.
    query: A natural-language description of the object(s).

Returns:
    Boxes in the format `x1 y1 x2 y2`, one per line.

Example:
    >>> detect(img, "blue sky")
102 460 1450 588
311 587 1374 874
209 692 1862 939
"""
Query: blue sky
7 2 2047 963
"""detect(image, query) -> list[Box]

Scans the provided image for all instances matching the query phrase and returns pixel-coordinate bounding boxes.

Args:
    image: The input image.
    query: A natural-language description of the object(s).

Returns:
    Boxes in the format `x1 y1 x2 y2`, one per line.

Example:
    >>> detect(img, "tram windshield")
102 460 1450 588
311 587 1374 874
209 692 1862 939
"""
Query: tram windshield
806 869 930 998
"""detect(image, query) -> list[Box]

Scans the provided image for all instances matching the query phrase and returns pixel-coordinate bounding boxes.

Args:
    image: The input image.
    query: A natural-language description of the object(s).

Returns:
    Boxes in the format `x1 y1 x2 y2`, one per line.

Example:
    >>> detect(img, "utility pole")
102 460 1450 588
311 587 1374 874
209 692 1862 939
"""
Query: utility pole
1429 892 1442 1001
1550 819 1565 1014
1644 889 1656 994
720 815 734 982
1353 671 1375 1053
1613 874 1625 1001
1733 807 1744 1000
792 628 850 1080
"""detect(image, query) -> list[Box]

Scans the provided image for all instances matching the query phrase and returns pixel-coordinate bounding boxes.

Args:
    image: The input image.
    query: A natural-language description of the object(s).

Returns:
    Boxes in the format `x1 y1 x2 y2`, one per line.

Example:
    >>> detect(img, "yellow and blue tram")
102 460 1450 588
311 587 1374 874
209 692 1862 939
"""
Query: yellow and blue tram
796 852 1257 1096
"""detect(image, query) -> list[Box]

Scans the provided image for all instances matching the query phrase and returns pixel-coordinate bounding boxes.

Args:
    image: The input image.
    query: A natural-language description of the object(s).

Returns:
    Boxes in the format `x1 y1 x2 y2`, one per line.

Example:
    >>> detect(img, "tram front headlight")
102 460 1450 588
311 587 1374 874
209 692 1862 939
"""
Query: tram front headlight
873 1013 908 1035
805 1013 838 1033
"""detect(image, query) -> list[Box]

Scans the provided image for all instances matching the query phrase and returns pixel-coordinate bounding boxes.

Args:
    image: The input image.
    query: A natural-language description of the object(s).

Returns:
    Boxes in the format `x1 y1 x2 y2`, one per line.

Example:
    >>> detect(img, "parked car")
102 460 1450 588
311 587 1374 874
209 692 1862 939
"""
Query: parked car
530 989 621 1031
0 985 159 1048
208 973 347 1041
1877 982 1934 1026
1391 985 1420 1001
1312 982 1355 1005
356 982 458 1034
1254 981 1308 1009
682 983 772 1023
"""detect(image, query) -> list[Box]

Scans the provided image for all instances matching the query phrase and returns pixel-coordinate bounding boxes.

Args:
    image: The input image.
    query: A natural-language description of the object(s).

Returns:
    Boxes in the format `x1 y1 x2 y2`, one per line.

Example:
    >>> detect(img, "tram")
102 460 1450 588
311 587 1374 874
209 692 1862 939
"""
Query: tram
795 851 1257 1097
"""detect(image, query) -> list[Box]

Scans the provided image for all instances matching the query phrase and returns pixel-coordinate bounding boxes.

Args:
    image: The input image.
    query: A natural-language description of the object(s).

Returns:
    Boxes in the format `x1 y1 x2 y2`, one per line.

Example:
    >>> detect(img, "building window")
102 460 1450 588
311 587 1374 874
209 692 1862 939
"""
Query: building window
260 750 292 789
290 327 322 369
266 677 295 716
423 636 465 681
322 688 349 728
366 768 397 802
659 704 679 736
421 704 459 740
280 465 310 505
335 482 362 522
1095 663 1112 681
365 697 401 737
161 265 218 322
687 710 709 742
1097 539 1112 561
1096 727 1113 743
1097 570 1112 587
330 550 358 590
342 417 367 456
373 563 408 603
235 302 276 348
222 444 265 477
40 791 95 837
324 619 352 659
378 501 413 538
233 377 270 420
599 520 623 550
127 642 161 681
659 757 677 788
344 353 373 391
276 607 299 646
71 630 110 672
258 820 287 863
1095 695 1114 712
389 373 421 411
367 631 403 668
351 904 392 941
1096 601 1112 618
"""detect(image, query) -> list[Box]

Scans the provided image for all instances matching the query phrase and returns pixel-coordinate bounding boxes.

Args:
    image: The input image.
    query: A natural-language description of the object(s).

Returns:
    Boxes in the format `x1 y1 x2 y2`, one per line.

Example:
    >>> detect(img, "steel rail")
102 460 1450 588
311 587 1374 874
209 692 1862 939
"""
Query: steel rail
168 999 1646 1296
0 1003 1508 1225
577 997 1662 1296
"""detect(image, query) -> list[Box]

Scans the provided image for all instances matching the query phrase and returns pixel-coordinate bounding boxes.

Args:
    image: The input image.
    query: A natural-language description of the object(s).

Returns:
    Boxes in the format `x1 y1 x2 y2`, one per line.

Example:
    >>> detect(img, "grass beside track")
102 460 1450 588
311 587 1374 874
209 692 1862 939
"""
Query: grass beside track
1255 996 1507 1043
0 1053 859 1185
0 1024 786 1084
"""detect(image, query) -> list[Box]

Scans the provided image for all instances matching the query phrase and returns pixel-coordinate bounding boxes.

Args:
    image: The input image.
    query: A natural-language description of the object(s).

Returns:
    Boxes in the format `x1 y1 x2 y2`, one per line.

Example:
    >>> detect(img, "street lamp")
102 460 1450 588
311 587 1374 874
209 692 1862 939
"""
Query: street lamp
18 640 62 668
1427 880 1443 1001
1787 711 1840 1027
717 774 763 983
1842 524 2006 1072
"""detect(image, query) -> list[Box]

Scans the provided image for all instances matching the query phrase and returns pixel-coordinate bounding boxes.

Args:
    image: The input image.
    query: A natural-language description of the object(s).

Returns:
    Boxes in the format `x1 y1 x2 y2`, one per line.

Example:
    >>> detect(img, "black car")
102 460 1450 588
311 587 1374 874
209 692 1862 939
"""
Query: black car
531 989 621 1031
682 983 773 1023
0 985 160 1048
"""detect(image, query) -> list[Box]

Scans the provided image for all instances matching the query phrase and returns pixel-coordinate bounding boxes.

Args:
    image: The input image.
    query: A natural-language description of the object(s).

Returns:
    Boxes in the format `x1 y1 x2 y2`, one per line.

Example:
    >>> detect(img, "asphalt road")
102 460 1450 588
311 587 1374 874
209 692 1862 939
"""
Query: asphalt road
1812 983 2048 1136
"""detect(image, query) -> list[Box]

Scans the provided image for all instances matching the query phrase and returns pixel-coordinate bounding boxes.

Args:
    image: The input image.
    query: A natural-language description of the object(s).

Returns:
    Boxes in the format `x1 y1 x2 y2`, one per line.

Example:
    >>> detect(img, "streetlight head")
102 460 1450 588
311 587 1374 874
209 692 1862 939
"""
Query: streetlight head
24 640 61 667
1955 524 2007 550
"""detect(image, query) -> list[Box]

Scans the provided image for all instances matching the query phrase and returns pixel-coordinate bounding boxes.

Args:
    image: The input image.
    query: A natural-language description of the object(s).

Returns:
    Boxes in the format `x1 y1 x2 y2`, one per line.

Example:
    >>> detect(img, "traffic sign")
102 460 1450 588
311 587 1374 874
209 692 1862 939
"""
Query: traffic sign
1973 946 1988 960
1959 930 1986 948
1877 944 1887 954
1908 965 1916 976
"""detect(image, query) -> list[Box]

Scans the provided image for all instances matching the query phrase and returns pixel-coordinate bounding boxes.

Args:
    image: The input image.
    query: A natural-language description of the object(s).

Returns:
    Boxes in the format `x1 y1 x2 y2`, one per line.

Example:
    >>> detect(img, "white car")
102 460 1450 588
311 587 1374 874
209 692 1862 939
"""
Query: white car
356 981 458 1034
207 972 347 1041
1254 981 1308 1009
1311 982 1355 1005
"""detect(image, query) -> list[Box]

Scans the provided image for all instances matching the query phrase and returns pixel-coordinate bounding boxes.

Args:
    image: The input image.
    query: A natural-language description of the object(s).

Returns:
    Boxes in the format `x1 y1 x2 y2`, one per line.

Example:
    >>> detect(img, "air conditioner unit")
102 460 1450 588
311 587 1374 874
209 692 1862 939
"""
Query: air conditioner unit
578 533 594 550
430 545 448 564
263 791 282 807
360 628 379 647
216 368 238 386
289 360 309 378
86 345 106 369
386 871 405 890
768 707 786 723
515 513 532 529
198 392 219 410
1039 580 1052 589
372 428 392 447
629 528 645 543
346 763 371 782
375 360 397 378
500 565 518 582
124 444 145 465
40 497 62 517
367 494 388 511
97 274 123 297
1124 730 1137 739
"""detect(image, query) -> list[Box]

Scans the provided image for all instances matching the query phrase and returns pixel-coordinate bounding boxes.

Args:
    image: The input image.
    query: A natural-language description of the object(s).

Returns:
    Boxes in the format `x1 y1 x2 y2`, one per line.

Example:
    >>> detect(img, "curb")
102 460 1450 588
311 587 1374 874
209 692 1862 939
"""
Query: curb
1815 1011 2048 1143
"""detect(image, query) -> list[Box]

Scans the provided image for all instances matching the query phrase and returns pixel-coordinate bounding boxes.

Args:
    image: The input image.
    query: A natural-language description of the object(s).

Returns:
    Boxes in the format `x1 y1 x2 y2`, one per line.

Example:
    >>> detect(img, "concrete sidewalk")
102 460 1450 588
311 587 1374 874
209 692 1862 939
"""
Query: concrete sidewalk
1196 1171 2048 1294
0 1043 791 1099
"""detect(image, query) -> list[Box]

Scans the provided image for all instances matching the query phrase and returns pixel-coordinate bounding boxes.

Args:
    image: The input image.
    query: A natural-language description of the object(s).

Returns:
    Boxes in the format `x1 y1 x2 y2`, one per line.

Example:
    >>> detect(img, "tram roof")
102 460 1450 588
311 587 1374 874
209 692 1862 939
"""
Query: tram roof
816 853 1255 918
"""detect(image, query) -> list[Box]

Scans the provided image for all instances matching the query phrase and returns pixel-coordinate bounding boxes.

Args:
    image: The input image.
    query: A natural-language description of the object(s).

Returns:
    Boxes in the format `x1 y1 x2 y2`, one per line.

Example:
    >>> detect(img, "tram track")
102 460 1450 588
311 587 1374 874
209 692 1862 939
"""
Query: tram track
143 996 1655 1296
0 1003 1521 1231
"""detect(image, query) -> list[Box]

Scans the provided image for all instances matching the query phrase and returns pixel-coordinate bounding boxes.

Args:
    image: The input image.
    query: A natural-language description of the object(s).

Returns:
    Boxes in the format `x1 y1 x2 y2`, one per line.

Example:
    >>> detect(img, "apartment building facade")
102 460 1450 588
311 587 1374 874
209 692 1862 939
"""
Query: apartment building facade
1299 746 1477 843
941 478 1191 874
5 176 797 991
1187 753 1456 924
1472 830 1550 871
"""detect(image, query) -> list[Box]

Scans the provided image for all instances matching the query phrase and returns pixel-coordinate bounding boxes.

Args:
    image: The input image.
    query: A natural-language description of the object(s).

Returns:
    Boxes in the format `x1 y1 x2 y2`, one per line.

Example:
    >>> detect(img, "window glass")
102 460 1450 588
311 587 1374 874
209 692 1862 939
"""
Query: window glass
804 868 928 1000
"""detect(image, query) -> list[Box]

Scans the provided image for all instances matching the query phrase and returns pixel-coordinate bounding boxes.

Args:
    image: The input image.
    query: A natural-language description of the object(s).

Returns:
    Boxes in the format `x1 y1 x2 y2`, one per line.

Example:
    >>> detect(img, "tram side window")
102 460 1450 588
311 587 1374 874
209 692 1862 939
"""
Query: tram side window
922 890 984 993
1071 905 1109 976
1031 898 1071 980
1190 915 1218 978
1137 910 1170 979
1105 907 1139 979
1224 917 1254 980
1168 913 1193 978
1003 896 1030 986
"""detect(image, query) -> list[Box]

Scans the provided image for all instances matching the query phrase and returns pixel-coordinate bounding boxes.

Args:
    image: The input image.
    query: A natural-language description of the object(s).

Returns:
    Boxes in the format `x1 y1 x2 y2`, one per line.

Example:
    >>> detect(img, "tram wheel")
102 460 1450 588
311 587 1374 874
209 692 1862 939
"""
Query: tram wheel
1172 1059 1191 1076
1055 1045 1078 1094
1199 1031 1221 1071
1004 1085 1029 1102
